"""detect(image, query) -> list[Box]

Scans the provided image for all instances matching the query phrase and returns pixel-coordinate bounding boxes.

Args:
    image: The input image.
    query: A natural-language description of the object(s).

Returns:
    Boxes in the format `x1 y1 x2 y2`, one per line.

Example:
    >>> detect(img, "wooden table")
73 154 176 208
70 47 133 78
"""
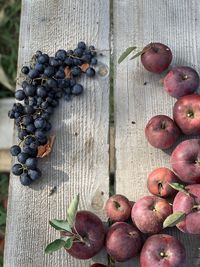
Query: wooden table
4 0 200 266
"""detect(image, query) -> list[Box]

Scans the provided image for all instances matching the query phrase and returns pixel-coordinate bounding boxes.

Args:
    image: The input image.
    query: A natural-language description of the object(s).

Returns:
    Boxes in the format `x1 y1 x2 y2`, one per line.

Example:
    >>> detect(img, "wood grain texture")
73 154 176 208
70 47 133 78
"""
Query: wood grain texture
114 0 200 266
4 1 110 266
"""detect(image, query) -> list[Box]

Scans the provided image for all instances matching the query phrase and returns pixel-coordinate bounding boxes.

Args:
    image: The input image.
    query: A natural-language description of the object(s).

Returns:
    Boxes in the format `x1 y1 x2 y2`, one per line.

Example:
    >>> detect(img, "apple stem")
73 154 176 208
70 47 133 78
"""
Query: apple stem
187 111 194 118
160 121 166 129
195 158 200 164
192 204 200 211
72 225 89 245
159 251 166 258
158 182 163 195
182 75 188 80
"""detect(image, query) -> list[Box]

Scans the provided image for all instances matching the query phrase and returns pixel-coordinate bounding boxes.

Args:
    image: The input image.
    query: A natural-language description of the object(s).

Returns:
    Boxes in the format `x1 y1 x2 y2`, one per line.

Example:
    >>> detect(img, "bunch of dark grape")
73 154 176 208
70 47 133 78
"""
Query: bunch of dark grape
8 42 98 186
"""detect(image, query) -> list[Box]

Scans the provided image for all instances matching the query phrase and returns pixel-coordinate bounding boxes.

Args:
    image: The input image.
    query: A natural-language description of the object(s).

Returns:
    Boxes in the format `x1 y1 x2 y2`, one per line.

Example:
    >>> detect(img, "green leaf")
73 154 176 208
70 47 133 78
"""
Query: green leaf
45 239 66 254
130 50 143 60
64 237 73 250
169 183 189 195
0 206 6 226
67 194 79 227
118 46 137 64
163 212 186 228
49 219 71 232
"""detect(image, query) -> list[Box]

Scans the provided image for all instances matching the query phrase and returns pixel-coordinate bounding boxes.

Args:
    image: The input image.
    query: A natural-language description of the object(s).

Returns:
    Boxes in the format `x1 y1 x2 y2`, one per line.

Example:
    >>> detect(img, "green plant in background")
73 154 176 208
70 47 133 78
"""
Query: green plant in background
0 173 9 267
0 0 21 98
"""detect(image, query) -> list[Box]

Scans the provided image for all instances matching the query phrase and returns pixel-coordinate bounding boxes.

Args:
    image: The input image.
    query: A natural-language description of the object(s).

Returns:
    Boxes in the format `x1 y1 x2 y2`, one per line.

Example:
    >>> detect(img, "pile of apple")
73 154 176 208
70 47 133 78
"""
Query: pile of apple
45 43 200 266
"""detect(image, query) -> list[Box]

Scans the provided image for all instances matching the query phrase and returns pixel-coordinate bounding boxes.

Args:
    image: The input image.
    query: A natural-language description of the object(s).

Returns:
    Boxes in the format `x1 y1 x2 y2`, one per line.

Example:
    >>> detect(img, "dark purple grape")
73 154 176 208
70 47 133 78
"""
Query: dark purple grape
21 66 29 75
26 124 36 133
81 54 91 63
34 118 47 129
73 48 83 57
38 136 48 145
24 136 35 145
15 90 26 101
38 54 49 64
10 145 21 156
35 63 44 73
22 81 29 89
91 58 97 65
24 105 35 114
35 50 42 57
86 67 96 77
44 66 55 77
22 115 33 126
72 84 84 95
12 164 23 176
24 84 36 97
35 130 46 140
28 169 41 180
55 49 67 61
64 57 73 66
66 50 73 56
49 57 59 67
46 78 57 88
23 146 37 157
78 41 86 50
70 79 76 87
71 66 81 77
55 70 65 79
20 173 33 186
28 69 40 79
17 152 29 164
25 157 37 169
36 85 47 98
8 109 15 119
18 129 28 140
73 58 82 66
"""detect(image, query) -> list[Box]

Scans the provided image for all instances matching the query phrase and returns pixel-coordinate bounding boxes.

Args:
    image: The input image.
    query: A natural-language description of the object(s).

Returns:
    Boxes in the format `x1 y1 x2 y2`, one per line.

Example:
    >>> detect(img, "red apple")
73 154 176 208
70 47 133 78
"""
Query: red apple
173 94 200 135
164 66 199 98
141 43 172 73
170 139 200 184
90 264 107 267
105 222 142 262
145 115 181 149
147 167 179 198
105 194 131 222
64 211 105 259
131 196 172 234
173 184 200 234
140 234 186 267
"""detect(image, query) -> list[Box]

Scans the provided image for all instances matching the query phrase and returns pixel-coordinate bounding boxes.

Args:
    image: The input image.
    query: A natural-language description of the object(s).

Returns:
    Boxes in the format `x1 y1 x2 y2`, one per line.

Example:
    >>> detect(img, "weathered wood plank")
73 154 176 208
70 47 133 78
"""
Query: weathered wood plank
0 150 11 172
4 1 110 266
0 98 14 149
114 0 200 266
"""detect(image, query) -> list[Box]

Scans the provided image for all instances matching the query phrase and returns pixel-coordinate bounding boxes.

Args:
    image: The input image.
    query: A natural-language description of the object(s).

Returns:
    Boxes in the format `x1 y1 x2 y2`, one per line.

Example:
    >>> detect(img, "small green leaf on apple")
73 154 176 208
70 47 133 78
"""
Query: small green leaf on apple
45 239 67 254
169 183 189 195
64 237 73 250
130 51 143 60
49 219 71 232
67 194 80 227
118 47 137 64
163 211 186 228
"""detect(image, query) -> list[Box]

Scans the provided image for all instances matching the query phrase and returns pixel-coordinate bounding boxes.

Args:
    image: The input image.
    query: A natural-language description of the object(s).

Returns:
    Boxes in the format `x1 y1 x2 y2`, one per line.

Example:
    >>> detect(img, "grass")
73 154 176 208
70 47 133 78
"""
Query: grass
0 0 21 98
0 173 9 267
0 1 21 266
